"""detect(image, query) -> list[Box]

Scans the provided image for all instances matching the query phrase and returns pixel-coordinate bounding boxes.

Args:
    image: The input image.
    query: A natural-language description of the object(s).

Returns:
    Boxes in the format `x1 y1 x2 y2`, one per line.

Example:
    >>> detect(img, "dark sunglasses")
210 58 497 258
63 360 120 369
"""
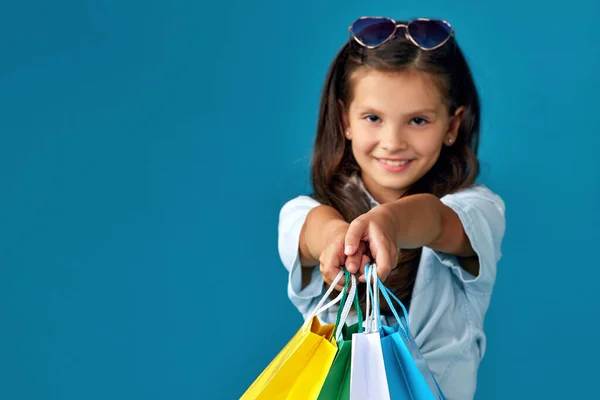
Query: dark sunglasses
349 17 455 50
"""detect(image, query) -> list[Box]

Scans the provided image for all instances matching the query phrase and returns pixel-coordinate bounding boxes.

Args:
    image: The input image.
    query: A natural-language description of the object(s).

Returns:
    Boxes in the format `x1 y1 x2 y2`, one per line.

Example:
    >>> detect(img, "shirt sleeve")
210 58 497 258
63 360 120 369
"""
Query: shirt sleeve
433 184 507 295
278 195 326 319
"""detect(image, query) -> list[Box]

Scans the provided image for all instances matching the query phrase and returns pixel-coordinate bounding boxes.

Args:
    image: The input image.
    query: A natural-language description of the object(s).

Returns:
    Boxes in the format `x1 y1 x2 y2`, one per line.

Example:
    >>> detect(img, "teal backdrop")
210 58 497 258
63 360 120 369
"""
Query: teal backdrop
1 0 598 399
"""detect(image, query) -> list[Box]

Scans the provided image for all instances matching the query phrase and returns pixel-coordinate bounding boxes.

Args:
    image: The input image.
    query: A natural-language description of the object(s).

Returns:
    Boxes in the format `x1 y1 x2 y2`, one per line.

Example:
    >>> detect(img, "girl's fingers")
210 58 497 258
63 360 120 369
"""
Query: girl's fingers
369 236 394 281
344 217 367 256
358 254 371 282
320 266 345 291
345 241 367 274
319 243 347 291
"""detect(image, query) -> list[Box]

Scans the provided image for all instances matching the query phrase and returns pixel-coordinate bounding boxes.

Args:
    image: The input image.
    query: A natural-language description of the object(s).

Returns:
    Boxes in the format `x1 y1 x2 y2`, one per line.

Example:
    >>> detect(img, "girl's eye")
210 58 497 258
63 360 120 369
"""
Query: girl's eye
410 117 429 126
365 114 381 123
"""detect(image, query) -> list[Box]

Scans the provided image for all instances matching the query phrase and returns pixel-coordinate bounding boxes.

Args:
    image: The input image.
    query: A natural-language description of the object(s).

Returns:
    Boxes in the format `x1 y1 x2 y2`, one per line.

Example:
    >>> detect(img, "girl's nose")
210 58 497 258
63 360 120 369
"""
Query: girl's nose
380 127 408 152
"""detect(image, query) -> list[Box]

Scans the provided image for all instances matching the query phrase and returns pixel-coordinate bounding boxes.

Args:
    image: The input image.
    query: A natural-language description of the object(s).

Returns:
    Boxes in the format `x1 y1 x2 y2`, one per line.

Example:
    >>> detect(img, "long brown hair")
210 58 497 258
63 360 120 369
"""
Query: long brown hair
311 21 481 314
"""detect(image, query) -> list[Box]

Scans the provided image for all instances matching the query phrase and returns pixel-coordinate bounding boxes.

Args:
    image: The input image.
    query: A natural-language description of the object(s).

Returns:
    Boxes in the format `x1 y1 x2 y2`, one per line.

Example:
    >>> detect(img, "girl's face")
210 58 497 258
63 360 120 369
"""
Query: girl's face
342 69 462 204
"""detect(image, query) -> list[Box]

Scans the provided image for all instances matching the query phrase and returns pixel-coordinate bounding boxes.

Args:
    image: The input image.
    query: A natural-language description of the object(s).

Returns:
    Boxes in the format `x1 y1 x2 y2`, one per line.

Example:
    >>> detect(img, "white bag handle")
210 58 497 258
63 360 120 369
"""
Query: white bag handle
364 264 381 334
303 270 345 330
334 273 358 342
365 265 372 331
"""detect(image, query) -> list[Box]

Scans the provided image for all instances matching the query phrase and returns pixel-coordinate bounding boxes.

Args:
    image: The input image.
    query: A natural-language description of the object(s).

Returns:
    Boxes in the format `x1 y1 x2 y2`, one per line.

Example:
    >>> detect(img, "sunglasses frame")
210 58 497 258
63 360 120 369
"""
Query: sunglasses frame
348 17 456 51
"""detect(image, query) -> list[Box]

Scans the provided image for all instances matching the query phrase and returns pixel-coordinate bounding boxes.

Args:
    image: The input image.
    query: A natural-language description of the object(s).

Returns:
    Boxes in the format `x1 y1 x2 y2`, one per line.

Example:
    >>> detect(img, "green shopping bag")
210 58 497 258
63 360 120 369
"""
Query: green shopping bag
318 271 364 400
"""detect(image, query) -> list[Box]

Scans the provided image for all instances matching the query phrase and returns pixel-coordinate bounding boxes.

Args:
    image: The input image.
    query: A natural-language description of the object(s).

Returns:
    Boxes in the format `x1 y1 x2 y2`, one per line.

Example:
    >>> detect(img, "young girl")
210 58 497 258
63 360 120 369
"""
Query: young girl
278 17 505 399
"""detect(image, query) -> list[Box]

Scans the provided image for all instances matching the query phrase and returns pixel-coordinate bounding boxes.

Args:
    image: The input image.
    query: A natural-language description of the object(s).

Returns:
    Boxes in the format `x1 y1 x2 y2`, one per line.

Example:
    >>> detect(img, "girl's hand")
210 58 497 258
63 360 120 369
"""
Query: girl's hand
319 223 370 291
344 205 399 282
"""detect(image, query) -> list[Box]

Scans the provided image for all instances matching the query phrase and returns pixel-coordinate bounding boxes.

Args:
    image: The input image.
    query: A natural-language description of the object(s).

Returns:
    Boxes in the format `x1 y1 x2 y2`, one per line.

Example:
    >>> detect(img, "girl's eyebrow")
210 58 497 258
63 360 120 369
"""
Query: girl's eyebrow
404 108 438 115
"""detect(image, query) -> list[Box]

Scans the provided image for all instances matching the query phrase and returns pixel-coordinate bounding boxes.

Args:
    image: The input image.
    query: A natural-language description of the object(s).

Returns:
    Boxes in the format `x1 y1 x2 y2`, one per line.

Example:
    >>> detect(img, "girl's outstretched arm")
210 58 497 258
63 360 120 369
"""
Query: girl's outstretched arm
344 193 479 280
299 205 347 266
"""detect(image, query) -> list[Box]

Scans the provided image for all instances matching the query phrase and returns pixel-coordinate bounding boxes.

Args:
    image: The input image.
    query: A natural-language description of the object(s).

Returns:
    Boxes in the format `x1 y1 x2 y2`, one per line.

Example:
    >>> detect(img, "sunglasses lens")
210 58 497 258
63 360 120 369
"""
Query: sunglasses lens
352 17 396 47
407 20 452 49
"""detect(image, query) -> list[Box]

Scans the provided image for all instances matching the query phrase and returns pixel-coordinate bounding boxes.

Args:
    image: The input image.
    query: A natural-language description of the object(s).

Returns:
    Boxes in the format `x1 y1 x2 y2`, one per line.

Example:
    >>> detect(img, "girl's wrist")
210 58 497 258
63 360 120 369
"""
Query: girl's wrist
303 206 348 263
323 218 349 240
371 202 403 249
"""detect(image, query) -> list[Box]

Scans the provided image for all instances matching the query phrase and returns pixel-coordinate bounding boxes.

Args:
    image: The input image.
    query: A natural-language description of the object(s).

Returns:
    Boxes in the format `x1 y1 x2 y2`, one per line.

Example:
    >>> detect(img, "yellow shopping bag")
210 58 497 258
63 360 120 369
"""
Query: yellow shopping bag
240 270 354 400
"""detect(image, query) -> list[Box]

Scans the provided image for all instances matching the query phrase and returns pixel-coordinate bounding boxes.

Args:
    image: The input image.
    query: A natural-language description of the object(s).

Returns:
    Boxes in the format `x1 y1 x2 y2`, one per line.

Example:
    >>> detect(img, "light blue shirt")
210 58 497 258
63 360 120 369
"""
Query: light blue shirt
277 182 506 400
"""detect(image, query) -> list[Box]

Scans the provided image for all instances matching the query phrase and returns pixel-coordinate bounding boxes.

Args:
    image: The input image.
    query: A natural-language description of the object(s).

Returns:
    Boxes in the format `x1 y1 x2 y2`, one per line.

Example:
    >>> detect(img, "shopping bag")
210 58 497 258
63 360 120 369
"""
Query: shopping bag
378 282 446 400
240 270 351 400
349 265 391 400
317 323 359 400
318 271 363 400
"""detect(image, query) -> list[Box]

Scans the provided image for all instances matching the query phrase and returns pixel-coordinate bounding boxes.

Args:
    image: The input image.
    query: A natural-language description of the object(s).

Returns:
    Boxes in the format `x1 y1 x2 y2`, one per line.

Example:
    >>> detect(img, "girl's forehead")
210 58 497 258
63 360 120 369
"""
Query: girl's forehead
349 69 445 110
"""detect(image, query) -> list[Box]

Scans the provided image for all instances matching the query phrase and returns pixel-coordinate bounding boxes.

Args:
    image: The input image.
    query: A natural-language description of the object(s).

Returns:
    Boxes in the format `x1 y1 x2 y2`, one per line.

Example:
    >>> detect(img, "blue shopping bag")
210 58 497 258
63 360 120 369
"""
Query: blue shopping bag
365 264 446 400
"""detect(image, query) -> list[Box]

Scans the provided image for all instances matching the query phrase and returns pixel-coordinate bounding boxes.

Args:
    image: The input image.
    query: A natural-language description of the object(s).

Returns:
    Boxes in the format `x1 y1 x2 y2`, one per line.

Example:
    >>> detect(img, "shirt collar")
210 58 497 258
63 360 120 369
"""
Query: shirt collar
350 173 380 208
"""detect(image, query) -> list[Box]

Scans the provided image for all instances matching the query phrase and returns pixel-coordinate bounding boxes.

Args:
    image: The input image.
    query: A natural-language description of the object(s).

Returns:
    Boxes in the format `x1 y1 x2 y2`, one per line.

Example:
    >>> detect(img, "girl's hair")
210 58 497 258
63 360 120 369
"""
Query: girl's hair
310 21 481 314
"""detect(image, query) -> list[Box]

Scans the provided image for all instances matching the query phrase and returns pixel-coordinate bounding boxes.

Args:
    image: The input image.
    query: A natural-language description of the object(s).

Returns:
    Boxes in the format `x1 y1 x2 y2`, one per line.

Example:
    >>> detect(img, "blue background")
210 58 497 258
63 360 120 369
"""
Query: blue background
1 0 598 399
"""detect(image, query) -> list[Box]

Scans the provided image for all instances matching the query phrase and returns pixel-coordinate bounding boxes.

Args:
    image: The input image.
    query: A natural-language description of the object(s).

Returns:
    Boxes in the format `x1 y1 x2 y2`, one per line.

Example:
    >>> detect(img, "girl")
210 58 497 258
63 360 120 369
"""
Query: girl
278 17 506 399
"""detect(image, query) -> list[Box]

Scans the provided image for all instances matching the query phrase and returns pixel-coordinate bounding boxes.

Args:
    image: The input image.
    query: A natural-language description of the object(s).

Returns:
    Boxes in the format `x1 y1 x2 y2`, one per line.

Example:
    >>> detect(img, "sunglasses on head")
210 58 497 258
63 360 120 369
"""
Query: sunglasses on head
349 17 455 50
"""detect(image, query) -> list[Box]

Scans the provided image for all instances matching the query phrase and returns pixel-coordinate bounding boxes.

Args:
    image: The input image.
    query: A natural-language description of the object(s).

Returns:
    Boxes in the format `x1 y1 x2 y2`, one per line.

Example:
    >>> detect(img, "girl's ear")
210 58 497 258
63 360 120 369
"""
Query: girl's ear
338 100 351 139
445 105 464 146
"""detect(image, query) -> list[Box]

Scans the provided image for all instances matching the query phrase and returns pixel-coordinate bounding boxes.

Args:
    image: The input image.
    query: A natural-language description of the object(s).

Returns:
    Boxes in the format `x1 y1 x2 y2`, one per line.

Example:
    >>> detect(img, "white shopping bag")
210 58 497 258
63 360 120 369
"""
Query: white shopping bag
349 265 391 400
